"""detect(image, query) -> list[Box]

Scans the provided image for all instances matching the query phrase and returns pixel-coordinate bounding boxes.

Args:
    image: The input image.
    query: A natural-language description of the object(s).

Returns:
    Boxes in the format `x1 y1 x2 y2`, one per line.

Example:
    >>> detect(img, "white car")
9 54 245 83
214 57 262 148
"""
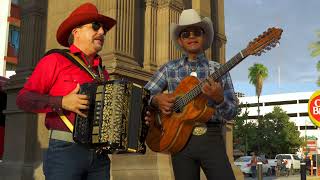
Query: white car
274 154 301 173
234 156 272 176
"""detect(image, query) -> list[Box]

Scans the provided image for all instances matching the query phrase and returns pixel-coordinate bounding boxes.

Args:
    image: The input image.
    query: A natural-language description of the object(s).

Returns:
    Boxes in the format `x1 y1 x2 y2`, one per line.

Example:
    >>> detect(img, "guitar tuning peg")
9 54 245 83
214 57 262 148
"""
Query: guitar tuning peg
265 46 271 50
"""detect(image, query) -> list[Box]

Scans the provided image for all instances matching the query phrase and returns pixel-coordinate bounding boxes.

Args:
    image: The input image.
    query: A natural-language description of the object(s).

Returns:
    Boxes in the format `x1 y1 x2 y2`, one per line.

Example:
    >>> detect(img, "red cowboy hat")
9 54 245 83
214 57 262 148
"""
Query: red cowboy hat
56 3 116 47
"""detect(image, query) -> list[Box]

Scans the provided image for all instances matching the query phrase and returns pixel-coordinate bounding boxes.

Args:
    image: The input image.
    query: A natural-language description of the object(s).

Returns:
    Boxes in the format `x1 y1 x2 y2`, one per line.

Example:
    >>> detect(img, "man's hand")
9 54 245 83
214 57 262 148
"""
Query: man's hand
202 79 224 104
144 110 152 126
152 93 176 115
62 84 89 117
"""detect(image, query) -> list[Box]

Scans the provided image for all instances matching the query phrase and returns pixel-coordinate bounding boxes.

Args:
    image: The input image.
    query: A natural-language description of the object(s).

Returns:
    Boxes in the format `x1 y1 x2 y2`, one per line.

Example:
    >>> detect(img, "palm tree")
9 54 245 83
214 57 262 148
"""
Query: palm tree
309 30 320 86
248 63 268 153
248 63 269 121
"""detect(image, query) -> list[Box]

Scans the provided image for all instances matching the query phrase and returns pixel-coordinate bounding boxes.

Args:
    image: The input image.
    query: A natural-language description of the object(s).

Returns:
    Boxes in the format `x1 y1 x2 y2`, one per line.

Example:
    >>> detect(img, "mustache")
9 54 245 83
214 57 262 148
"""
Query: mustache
94 35 104 41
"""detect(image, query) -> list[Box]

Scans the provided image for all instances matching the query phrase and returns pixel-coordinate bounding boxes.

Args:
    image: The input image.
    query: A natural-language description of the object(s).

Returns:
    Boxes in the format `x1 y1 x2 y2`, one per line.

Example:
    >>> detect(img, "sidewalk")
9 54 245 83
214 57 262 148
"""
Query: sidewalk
245 175 320 180
307 176 320 180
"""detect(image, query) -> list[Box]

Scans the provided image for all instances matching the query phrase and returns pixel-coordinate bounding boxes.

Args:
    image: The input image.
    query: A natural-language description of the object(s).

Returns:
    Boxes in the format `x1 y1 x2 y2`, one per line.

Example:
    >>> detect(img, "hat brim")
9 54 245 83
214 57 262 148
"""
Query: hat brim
170 17 214 51
57 13 116 47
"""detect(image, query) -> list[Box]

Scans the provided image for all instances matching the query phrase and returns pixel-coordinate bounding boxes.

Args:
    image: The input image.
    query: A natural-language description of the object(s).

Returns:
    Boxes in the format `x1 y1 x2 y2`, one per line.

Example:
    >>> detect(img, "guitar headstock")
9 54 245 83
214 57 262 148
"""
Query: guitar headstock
243 27 283 57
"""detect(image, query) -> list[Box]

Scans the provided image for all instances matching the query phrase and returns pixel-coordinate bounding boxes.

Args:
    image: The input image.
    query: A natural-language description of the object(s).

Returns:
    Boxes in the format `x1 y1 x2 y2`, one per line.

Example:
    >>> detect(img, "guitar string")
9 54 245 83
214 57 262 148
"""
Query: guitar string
172 52 243 111
174 34 279 110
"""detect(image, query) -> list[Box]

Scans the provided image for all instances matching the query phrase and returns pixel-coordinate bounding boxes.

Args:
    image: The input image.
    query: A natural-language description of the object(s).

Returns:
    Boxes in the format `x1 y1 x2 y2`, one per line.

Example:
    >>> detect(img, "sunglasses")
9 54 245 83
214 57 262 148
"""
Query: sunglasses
180 29 204 39
90 22 108 35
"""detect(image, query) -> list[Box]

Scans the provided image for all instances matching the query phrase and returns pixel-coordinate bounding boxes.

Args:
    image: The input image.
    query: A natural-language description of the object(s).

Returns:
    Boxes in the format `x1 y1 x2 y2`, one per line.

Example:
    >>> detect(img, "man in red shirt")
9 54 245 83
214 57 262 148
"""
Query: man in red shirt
16 3 116 180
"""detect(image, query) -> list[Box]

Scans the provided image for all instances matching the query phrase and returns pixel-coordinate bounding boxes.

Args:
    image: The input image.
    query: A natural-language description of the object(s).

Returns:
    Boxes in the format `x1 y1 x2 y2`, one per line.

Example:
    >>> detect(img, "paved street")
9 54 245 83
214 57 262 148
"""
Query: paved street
244 175 319 180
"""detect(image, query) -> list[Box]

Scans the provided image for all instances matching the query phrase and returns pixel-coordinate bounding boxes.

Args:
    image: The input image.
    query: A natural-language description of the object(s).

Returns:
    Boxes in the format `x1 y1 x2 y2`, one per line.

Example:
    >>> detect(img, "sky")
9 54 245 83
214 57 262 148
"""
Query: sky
224 0 319 96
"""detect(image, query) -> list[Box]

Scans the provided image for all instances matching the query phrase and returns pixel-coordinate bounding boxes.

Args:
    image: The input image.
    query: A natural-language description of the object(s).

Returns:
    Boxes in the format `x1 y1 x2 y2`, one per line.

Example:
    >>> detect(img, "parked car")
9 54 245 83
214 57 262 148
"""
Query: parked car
274 154 301 174
268 158 277 175
234 156 272 176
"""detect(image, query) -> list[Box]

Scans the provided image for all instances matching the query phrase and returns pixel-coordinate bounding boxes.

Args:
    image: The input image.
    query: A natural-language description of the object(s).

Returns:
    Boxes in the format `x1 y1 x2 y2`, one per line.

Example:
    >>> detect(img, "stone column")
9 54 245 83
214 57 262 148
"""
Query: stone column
211 0 227 64
156 0 182 66
224 121 244 180
143 0 158 72
192 0 212 60
98 0 153 83
0 0 48 180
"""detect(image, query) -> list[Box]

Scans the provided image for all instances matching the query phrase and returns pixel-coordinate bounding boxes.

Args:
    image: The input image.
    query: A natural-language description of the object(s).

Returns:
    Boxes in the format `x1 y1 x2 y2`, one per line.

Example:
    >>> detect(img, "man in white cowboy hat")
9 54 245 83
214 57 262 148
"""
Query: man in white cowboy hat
16 3 116 180
145 9 237 179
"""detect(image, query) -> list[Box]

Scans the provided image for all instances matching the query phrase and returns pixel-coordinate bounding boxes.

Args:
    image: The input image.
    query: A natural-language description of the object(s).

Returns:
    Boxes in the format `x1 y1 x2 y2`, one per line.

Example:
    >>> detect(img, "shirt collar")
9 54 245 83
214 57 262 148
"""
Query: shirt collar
179 52 208 66
69 44 101 67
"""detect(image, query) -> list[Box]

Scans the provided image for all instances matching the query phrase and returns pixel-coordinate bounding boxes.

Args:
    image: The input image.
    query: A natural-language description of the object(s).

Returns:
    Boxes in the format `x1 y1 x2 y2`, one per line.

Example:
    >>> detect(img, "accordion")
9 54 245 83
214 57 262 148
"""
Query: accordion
73 80 149 154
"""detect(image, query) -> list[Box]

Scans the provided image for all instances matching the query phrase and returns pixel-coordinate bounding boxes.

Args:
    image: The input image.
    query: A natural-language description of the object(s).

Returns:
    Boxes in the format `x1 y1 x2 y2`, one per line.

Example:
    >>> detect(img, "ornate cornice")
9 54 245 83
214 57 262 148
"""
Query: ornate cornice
157 0 183 11
145 0 158 7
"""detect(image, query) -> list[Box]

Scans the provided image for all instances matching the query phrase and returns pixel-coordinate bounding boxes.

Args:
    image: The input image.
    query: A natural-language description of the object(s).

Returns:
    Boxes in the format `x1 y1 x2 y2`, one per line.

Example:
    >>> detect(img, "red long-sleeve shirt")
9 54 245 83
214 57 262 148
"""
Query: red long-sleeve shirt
16 45 109 131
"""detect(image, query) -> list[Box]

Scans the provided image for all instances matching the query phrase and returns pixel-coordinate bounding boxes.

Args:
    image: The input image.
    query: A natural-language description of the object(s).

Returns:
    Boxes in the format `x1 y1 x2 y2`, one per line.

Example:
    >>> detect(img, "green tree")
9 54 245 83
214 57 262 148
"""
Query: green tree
262 106 303 157
309 30 320 86
233 104 258 155
248 63 269 119
234 106 304 157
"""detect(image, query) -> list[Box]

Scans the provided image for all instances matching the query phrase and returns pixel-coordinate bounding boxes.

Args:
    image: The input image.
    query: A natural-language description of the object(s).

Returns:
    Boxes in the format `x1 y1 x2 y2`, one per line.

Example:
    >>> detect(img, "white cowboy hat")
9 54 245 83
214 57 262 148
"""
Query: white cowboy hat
170 9 214 51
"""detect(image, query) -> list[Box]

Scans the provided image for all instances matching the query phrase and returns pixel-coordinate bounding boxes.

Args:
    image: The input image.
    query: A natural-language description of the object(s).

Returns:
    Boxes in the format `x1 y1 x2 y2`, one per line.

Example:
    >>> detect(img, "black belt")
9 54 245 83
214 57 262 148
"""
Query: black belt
206 122 222 128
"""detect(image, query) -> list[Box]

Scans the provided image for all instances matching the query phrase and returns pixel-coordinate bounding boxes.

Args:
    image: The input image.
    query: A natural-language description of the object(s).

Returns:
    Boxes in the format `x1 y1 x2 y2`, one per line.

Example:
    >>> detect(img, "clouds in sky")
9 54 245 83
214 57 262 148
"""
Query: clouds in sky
224 0 320 95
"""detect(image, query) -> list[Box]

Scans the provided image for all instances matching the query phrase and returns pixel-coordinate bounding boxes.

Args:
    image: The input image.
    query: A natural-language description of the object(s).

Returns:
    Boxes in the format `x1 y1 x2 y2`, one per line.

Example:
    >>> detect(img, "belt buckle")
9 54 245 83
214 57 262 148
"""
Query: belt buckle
192 125 207 136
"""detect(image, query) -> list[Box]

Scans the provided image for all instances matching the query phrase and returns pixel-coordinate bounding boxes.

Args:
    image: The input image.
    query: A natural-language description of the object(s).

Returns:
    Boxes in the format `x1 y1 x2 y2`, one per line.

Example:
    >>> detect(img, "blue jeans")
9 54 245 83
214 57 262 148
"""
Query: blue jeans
43 139 110 180
251 166 257 178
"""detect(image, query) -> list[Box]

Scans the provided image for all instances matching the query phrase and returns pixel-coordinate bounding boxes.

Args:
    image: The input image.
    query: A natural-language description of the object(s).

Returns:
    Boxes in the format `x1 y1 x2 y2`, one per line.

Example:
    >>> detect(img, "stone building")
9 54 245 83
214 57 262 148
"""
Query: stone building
0 0 242 179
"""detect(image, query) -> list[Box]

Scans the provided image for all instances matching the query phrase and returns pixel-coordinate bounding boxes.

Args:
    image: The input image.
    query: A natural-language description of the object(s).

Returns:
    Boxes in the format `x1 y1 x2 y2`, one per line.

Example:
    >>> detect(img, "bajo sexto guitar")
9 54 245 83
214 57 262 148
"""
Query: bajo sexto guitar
146 27 283 154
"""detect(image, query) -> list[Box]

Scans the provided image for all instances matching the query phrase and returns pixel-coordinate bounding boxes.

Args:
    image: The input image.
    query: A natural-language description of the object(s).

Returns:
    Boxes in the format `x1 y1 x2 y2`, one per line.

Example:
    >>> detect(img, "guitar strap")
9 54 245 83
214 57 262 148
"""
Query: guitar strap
44 49 102 132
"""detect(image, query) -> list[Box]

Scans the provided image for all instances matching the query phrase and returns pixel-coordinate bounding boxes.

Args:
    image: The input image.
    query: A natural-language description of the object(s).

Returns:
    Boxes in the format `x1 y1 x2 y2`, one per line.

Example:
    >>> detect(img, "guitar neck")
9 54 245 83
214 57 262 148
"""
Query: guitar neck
173 50 248 111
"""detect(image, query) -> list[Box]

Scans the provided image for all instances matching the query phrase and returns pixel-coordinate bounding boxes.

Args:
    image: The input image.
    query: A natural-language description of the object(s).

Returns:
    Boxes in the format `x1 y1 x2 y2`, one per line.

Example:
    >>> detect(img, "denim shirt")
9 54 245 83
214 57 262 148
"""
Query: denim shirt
144 53 238 122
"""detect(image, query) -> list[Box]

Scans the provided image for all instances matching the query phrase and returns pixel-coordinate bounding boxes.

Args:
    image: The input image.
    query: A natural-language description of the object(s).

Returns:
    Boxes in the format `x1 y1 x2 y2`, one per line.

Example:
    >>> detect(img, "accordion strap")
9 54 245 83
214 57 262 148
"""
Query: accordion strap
44 49 99 133
44 49 99 80
65 52 98 79
57 111 74 132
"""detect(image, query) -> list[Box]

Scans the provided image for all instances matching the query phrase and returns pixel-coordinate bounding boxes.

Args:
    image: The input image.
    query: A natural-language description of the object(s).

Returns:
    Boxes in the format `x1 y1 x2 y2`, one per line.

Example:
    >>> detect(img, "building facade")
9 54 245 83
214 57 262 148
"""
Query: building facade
0 0 244 180
0 0 20 79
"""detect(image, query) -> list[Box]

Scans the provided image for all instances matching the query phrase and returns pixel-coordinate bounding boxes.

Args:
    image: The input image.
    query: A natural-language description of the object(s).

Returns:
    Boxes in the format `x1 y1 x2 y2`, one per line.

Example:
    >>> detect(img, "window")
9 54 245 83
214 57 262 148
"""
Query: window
264 100 297 106
281 155 291 159
241 103 263 107
300 126 318 130
287 113 297 117
248 115 259 120
11 0 19 5
8 25 20 56
299 112 308 117
293 155 300 160
298 99 309 104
